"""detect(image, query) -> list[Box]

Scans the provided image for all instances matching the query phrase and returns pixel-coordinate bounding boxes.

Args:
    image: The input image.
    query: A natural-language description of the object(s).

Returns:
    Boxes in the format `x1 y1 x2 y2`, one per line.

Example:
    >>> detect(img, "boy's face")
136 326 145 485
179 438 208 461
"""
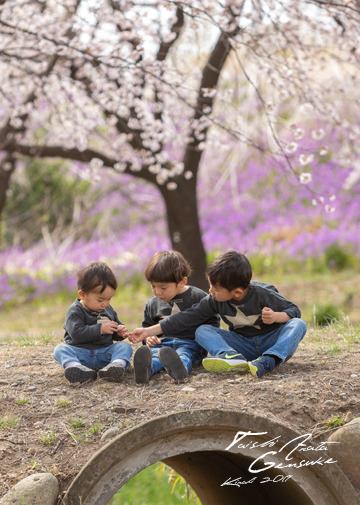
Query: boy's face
150 278 187 302
208 281 234 302
208 281 246 302
79 285 115 312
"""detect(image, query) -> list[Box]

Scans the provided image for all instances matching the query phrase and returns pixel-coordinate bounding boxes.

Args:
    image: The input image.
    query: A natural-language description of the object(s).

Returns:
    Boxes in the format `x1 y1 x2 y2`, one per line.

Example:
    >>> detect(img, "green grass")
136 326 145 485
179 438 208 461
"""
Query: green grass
40 430 57 445
313 303 341 326
1 268 359 339
321 415 347 430
259 269 360 325
1 283 153 336
304 319 360 353
15 334 37 347
107 463 201 505
0 415 20 430
67 431 90 443
69 415 86 429
85 420 103 436
16 397 29 405
66 415 104 441
55 399 71 408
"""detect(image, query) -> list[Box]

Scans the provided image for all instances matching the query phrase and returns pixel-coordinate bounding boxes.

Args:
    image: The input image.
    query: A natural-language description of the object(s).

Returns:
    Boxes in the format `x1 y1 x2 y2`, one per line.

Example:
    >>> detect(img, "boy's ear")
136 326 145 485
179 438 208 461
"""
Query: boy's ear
232 287 244 298
178 277 187 287
78 289 85 300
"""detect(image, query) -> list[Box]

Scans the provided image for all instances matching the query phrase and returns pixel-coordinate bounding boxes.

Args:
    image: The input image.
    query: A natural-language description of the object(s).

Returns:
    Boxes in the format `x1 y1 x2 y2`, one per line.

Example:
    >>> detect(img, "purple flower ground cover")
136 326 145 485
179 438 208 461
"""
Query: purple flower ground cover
1 131 359 307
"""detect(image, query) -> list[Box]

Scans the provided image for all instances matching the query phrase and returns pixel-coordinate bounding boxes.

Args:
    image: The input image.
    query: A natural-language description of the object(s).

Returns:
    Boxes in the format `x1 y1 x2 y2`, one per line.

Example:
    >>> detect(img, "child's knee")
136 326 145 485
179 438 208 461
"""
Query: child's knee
123 341 132 351
195 324 212 339
114 340 131 350
295 318 307 335
53 343 67 358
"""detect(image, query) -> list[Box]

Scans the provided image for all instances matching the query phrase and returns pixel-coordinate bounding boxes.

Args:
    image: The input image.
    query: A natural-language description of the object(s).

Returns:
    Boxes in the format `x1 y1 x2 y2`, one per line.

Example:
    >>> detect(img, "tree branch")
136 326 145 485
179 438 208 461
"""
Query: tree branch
183 29 236 174
2 141 161 185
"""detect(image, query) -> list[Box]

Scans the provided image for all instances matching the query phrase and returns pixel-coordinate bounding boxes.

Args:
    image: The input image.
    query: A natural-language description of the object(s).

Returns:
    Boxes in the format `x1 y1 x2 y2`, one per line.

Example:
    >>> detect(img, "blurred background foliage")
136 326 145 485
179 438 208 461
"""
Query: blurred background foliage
0 152 359 328
1 160 95 248
107 463 201 505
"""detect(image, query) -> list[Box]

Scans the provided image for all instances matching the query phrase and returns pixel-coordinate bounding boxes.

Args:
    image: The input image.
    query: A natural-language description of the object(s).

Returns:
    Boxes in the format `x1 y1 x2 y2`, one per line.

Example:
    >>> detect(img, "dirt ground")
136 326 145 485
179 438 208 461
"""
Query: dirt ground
1 337 360 501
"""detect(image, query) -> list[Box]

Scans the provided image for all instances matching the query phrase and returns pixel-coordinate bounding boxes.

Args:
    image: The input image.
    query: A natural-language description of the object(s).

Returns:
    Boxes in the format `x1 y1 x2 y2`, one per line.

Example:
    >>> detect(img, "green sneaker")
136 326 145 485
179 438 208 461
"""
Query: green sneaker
248 356 276 378
202 352 249 374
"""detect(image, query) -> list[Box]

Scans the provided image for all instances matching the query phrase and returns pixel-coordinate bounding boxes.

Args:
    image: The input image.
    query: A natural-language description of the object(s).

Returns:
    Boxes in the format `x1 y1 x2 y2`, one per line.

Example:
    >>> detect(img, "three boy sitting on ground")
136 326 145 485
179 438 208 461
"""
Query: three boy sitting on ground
54 250 306 383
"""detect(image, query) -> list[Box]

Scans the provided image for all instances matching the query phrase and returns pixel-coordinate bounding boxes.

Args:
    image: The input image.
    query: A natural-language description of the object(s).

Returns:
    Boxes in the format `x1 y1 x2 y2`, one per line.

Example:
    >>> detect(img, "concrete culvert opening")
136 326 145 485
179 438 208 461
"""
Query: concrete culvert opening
64 409 360 505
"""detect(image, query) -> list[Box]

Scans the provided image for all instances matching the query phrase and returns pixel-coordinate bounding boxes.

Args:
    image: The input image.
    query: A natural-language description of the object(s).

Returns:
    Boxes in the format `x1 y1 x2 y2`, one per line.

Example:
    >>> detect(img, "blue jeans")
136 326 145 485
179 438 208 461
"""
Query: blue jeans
149 338 204 376
195 318 307 364
53 342 133 370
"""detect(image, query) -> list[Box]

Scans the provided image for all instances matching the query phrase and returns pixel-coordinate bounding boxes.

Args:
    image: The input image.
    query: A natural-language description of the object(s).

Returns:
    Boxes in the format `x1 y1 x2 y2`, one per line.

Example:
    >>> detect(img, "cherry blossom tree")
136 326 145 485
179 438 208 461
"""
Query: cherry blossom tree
1 0 360 287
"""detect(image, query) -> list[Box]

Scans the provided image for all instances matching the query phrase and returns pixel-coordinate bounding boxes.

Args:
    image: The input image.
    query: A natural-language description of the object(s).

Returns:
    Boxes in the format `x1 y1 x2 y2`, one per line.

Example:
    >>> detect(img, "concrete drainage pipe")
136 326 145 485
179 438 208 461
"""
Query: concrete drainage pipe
64 409 360 505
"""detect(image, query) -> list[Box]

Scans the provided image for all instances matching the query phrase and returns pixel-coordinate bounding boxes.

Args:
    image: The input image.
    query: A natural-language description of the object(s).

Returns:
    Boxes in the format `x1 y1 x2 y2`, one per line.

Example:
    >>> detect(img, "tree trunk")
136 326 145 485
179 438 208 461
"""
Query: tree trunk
159 176 208 291
0 155 15 249
0 157 15 216
0 157 16 248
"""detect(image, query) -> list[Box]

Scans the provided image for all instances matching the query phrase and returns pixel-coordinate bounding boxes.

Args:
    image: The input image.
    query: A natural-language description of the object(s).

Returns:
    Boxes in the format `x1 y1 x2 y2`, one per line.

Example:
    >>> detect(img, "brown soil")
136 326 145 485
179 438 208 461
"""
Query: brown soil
1 337 360 501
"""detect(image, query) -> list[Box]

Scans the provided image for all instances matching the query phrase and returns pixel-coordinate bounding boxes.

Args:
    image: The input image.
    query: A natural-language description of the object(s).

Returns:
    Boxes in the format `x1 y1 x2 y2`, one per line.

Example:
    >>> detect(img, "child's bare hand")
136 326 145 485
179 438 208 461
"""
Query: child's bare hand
261 307 276 324
101 321 119 334
117 324 129 339
129 328 148 343
146 336 162 347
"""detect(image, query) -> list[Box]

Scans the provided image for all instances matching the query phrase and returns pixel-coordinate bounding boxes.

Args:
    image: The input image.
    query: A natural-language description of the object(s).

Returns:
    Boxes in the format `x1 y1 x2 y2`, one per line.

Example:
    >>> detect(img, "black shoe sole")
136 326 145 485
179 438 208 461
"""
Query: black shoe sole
64 367 97 384
134 346 152 384
98 365 125 382
159 347 189 382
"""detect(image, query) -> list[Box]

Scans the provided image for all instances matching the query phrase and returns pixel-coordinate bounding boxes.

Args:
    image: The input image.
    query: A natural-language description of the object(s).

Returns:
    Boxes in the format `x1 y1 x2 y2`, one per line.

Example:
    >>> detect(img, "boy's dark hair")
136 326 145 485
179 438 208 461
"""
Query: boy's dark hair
77 262 118 293
145 250 192 284
206 250 252 290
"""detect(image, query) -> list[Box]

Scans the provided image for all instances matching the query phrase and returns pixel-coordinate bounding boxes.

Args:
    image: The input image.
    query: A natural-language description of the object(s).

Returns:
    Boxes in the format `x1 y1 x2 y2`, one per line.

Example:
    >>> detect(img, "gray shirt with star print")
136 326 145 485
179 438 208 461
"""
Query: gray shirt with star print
160 281 301 338
142 285 220 340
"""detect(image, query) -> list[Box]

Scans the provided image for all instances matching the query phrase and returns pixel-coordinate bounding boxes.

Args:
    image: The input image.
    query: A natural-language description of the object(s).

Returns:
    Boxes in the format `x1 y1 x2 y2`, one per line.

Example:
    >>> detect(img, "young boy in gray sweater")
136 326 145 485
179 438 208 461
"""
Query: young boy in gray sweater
54 262 132 384
133 250 219 384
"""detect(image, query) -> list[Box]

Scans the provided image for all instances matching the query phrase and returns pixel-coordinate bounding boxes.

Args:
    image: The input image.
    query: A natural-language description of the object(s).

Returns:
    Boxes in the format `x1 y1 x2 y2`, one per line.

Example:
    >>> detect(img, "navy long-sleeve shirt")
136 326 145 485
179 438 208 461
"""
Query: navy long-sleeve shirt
160 281 301 338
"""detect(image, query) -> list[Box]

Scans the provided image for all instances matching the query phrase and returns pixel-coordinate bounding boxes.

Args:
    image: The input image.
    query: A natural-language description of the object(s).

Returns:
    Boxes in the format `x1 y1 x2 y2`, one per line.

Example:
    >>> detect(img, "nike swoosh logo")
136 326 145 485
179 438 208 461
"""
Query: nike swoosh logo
224 354 243 359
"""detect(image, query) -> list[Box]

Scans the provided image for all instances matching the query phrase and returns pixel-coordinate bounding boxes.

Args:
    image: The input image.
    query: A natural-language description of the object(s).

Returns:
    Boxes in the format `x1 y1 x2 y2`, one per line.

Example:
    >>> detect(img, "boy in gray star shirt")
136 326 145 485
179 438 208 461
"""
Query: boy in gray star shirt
132 250 219 384
130 250 306 378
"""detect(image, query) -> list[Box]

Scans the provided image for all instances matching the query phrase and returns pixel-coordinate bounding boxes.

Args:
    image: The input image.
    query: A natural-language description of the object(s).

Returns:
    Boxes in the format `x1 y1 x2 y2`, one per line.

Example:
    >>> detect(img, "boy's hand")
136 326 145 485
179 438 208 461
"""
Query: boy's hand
117 324 130 339
129 328 148 343
261 307 277 324
262 307 290 324
101 321 120 334
146 336 162 347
